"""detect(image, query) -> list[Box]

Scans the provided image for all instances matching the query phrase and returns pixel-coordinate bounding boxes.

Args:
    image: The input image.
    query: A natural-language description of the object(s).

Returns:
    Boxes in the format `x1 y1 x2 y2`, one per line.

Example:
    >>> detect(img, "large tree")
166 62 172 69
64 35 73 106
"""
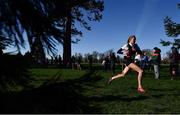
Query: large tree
0 0 104 66
62 0 104 66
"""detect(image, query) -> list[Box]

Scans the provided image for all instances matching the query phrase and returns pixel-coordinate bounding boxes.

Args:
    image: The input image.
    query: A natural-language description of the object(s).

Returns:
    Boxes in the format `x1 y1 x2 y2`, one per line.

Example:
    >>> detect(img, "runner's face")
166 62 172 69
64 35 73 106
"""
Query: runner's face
129 38 136 45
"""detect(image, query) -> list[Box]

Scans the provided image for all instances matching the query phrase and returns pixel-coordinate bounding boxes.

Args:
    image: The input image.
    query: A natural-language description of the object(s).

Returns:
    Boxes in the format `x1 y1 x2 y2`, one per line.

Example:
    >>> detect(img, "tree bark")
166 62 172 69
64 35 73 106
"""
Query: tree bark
63 7 72 67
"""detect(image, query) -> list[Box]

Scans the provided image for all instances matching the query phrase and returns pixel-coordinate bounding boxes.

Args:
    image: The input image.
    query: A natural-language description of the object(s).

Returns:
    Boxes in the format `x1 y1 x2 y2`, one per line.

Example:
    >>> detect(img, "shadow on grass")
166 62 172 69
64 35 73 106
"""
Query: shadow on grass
74 70 102 83
142 88 180 99
148 88 176 92
0 70 103 114
88 95 149 102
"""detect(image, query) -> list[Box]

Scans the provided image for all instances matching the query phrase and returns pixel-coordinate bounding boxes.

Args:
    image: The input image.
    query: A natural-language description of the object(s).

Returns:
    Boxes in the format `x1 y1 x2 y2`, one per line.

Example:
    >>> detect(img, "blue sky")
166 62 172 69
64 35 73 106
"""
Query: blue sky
4 0 180 58
71 0 180 58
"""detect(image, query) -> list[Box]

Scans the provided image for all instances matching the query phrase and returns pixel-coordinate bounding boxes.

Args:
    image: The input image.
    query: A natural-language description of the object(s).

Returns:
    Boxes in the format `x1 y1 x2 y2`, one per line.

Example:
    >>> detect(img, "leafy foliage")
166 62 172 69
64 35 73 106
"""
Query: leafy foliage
0 0 104 56
0 35 13 50
162 15 180 49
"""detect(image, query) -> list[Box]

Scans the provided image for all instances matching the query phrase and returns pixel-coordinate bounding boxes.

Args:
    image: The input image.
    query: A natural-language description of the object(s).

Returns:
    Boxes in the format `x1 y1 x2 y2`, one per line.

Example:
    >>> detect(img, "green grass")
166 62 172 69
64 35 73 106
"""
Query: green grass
1 65 180 113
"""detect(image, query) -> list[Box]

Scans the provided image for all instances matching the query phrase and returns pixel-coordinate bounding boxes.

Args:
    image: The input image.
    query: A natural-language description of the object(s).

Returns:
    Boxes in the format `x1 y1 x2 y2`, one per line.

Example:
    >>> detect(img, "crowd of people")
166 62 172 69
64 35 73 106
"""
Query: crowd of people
116 43 180 81
133 47 162 79
68 37 180 84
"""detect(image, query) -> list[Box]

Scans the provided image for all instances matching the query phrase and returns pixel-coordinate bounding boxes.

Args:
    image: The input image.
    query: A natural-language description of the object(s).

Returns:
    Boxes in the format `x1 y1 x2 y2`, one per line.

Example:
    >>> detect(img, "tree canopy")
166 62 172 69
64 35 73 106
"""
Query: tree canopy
161 15 180 49
0 0 104 61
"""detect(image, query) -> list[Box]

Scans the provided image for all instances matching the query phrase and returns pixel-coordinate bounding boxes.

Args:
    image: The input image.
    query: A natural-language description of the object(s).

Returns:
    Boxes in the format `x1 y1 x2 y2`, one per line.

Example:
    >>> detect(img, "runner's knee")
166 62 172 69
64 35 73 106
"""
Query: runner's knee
120 72 125 77
138 69 143 75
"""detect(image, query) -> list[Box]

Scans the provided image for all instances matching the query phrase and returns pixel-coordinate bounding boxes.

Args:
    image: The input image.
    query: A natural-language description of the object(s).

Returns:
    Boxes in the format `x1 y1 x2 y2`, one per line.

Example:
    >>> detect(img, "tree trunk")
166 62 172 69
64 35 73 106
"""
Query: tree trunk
63 8 72 67
31 37 46 65
0 48 3 56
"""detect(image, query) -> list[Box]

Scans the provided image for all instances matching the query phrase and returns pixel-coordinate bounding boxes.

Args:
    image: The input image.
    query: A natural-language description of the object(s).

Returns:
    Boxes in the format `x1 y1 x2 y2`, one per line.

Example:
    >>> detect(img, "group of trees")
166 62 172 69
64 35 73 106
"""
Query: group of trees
73 50 122 64
23 50 122 66
0 0 104 66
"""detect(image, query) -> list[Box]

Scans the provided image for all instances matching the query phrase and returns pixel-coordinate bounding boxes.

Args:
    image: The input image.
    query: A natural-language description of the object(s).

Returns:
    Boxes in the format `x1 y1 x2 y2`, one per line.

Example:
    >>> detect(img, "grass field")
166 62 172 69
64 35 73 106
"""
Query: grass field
1 64 180 113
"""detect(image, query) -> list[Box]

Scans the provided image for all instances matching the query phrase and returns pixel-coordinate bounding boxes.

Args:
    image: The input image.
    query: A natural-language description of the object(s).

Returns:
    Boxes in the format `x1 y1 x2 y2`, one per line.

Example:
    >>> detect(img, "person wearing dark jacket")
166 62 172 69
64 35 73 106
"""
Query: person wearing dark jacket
169 47 180 80
110 52 117 75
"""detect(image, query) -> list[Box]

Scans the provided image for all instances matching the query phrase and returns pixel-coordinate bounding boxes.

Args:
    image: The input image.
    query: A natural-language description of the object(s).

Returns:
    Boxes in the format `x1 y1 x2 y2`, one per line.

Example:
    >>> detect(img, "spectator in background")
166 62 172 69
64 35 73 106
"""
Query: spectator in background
141 51 149 70
150 47 161 79
110 52 117 75
71 55 76 69
169 47 180 80
102 58 106 71
103 56 110 71
88 55 93 70
76 56 82 70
